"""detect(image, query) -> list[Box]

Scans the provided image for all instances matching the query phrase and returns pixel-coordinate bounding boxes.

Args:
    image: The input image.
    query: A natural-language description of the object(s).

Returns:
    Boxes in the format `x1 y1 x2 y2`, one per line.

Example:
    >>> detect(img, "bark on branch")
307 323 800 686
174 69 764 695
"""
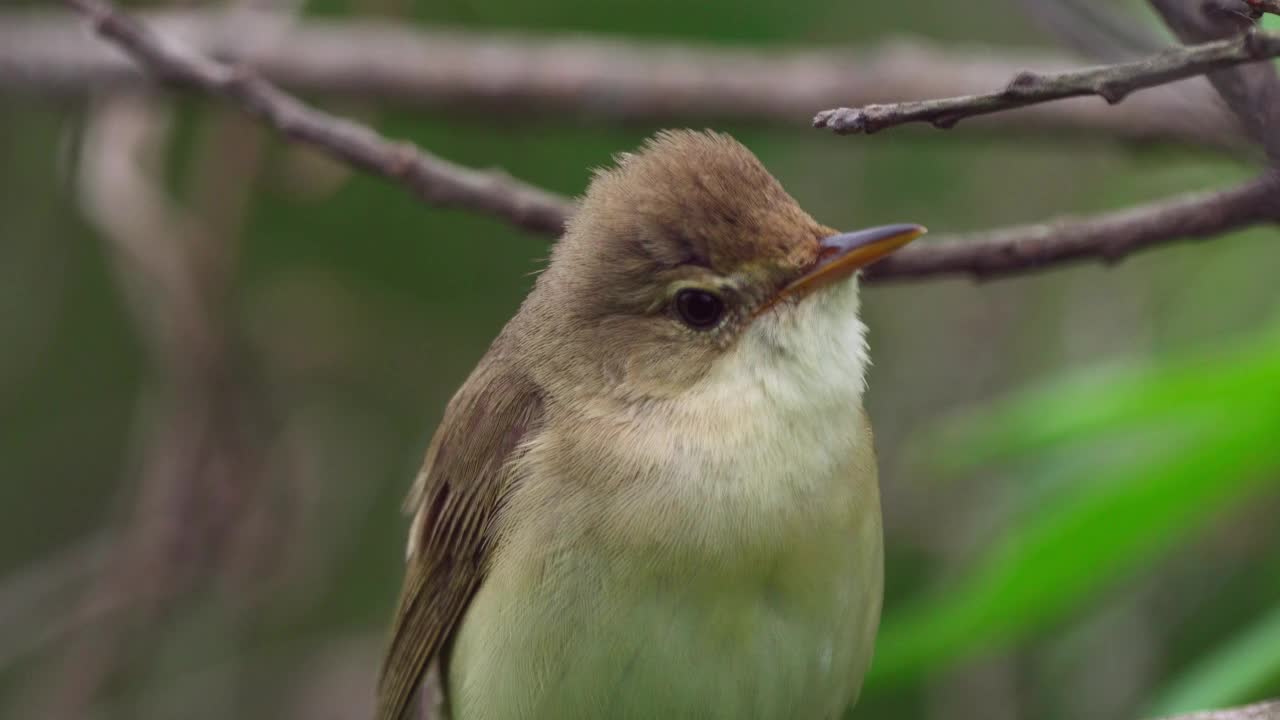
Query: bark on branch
0 8 1243 148
813 29 1280 134
63 0 1280 284
865 172 1280 281
1149 0 1280 163
59 0 570 234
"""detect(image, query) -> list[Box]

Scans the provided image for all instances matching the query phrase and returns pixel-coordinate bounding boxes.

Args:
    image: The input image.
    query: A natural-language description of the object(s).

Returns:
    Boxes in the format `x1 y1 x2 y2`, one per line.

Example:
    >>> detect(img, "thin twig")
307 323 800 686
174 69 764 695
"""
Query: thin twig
62 0 571 235
1015 0 1244 159
63 0 1280 283
865 172 1280 281
813 29 1280 134
0 8 1244 149
1149 0 1280 164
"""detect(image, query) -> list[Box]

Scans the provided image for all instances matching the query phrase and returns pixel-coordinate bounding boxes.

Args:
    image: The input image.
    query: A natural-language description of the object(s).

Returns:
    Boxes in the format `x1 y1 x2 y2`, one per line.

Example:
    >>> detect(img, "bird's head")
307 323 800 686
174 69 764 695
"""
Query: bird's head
523 130 924 402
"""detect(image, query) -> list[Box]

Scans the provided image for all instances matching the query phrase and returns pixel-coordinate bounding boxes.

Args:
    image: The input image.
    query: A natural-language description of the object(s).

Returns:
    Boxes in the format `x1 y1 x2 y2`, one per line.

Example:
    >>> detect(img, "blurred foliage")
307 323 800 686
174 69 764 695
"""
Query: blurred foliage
1 0 1279 719
1150 602 1280 715
871 314 1280 708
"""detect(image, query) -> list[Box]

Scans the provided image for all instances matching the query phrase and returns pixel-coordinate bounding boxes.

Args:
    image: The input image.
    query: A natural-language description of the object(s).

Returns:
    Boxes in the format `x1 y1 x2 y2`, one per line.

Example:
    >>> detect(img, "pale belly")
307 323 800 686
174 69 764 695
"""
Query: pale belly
445 498 884 720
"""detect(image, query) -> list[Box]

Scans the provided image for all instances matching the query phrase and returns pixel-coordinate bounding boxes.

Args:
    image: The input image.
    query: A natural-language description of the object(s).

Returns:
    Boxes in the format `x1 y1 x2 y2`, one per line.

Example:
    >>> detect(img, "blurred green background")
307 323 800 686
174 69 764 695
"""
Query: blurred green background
2 0 1279 718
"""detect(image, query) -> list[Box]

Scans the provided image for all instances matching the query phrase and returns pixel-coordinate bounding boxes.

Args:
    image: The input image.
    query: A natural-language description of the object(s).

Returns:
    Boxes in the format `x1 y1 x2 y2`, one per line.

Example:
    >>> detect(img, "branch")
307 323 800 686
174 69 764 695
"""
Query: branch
1149 0 1280 164
864 172 1280 280
0 9 1245 149
59 0 572 235
63 0 1280 284
813 29 1280 134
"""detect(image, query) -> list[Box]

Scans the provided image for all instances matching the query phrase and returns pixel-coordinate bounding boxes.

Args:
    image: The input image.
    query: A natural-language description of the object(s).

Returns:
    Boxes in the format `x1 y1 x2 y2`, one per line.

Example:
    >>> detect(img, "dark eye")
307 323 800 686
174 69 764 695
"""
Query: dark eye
675 289 725 330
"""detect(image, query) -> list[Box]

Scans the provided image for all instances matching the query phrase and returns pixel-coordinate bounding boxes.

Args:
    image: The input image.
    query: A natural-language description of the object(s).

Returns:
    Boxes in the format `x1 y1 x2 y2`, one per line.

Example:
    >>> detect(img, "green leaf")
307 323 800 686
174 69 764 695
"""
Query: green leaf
1147 603 1280 716
867 398 1280 691
924 328 1280 474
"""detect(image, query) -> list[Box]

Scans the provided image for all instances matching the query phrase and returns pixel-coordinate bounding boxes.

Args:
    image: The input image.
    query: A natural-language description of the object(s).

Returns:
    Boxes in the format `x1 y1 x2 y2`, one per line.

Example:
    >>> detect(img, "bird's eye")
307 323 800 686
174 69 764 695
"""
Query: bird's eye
675 289 725 330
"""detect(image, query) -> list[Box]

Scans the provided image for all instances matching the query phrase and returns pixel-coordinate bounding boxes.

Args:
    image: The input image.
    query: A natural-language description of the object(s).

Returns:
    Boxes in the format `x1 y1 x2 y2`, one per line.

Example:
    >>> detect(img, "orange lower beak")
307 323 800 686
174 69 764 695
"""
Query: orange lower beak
776 223 926 303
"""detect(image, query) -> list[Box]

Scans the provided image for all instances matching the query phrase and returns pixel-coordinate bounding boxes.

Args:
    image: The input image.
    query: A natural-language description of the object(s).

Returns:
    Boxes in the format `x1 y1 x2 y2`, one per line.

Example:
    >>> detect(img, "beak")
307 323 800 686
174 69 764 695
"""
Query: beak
774 223 926 303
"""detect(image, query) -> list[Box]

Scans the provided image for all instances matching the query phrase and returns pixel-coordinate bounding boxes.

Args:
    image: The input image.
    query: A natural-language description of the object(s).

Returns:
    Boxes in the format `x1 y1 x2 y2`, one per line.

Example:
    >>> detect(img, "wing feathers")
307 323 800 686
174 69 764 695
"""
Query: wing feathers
375 359 544 720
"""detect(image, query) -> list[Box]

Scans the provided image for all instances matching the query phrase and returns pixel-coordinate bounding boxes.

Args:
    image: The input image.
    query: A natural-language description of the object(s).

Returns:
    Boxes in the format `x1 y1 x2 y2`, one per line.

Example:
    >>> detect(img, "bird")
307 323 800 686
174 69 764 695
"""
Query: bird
375 129 924 720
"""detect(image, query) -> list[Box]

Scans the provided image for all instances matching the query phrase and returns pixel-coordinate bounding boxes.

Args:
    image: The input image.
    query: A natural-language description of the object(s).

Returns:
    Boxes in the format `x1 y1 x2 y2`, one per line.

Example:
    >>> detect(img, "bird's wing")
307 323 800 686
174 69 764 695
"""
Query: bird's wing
375 355 545 720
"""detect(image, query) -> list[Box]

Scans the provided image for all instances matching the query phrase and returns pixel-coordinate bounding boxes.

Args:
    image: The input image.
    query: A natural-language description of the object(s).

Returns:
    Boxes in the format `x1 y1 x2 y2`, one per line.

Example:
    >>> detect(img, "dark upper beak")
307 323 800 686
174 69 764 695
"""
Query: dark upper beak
774 223 926 303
